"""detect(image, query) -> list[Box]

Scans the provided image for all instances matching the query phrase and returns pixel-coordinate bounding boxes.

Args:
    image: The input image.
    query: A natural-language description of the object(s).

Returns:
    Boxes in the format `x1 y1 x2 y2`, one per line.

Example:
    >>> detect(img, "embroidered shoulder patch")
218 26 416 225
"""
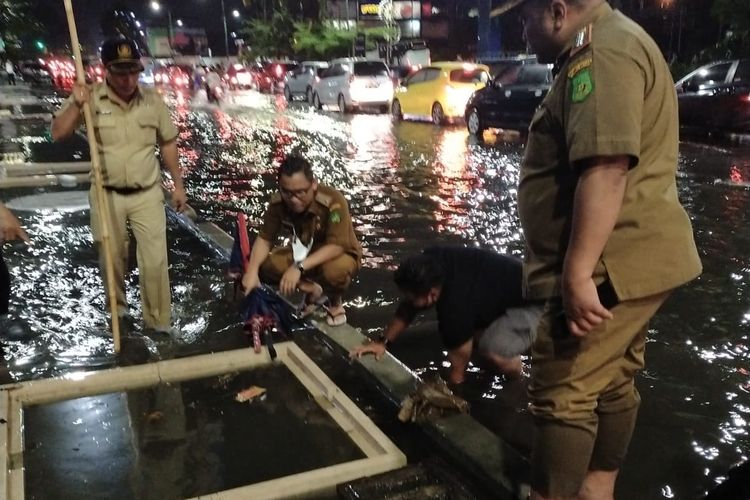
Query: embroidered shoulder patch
567 56 592 79
329 211 341 224
571 68 594 103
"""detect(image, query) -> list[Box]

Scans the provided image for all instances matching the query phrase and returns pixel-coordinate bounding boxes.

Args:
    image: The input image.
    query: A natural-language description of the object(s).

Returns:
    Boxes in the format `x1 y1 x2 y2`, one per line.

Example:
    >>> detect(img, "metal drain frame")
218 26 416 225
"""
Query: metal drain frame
0 342 406 499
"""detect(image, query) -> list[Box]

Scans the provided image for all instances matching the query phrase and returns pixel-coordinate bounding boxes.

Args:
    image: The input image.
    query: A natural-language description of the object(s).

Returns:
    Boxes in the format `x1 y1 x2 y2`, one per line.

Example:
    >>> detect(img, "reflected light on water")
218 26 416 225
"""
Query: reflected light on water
3 90 740 499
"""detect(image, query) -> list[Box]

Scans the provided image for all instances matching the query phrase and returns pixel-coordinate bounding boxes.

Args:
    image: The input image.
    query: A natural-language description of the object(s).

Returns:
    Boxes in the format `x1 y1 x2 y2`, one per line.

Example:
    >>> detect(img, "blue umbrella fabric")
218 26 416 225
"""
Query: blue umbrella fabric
229 213 291 360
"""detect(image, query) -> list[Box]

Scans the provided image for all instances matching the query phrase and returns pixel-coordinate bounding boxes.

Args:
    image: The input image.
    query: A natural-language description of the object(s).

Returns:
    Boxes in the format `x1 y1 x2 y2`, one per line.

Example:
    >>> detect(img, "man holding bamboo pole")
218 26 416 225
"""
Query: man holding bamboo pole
52 38 186 334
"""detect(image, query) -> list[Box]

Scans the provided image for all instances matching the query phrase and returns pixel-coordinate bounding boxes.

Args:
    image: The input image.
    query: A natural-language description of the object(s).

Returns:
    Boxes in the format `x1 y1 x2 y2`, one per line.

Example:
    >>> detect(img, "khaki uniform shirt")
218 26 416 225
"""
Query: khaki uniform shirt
259 184 362 263
518 3 701 301
55 83 178 189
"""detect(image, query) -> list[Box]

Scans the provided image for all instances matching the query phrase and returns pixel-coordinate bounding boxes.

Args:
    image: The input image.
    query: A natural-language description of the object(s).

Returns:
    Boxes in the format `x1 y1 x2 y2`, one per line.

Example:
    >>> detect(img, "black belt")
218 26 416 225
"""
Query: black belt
104 184 152 195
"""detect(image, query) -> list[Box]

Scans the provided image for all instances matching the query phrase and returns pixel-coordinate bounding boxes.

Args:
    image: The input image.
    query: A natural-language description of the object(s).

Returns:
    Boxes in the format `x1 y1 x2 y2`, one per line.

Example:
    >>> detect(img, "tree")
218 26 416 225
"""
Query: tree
712 0 750 57
241 3 295 58
293 22 351 59
291 22 400 60
0 0 44 57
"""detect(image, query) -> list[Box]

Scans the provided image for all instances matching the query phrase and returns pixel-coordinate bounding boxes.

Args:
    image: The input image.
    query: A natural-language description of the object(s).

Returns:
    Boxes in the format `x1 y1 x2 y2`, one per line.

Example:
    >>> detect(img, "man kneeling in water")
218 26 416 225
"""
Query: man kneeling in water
350 246 542 384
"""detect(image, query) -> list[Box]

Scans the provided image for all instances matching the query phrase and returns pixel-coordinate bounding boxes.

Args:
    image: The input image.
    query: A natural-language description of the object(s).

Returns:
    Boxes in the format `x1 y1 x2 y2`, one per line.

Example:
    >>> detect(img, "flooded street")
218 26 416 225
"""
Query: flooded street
177 90 750 499
3 85 750 498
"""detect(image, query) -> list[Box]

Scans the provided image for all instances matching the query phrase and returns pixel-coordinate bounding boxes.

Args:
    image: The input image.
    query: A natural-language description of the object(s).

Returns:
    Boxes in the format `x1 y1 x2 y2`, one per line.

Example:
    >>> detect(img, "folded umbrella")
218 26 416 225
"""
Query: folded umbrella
239 286 292 360
228 212 251 281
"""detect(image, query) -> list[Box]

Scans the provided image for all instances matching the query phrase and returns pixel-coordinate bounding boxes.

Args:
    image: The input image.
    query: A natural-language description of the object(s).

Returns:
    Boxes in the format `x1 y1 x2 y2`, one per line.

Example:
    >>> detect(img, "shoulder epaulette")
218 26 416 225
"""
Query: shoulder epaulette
269 192 283 204
314 189 333 207
570 24 593 57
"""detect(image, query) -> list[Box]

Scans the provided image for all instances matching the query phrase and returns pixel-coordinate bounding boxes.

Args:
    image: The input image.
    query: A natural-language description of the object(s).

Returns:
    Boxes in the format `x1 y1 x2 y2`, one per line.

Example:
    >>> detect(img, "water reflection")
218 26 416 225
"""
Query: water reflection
177 98 750 498
1 199 240 381
4 85 750 498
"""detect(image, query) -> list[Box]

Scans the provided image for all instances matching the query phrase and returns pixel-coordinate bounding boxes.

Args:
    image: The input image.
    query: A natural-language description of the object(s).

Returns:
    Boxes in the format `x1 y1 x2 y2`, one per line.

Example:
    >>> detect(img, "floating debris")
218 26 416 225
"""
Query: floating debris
235 385 267 403
145 411 165 424
398 375 469 424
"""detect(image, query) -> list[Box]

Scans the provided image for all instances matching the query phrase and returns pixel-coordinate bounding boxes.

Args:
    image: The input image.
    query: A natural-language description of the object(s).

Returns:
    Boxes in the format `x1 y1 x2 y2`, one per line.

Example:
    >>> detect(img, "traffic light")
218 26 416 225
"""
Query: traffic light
35 40 46 51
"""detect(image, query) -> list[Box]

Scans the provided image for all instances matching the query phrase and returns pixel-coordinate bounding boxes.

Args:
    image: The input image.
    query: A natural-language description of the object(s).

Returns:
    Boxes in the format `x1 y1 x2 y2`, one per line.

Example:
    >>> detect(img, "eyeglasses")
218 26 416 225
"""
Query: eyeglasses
280 184 313 200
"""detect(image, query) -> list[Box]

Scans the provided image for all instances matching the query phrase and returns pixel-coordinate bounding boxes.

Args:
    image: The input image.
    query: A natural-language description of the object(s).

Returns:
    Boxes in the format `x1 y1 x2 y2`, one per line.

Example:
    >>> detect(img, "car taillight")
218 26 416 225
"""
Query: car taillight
275 65 282 77
742 94 750 103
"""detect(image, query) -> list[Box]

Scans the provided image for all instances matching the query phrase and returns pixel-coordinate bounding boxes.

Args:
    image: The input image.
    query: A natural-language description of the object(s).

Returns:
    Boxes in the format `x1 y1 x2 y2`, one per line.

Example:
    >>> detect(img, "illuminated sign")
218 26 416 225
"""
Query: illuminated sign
359 1 421 19
359 1 379 17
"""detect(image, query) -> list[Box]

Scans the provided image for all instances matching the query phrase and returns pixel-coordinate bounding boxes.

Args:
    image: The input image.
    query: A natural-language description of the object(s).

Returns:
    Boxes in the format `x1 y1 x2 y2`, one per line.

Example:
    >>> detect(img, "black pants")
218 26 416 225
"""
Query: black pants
6 73 15 86
0 251 10 315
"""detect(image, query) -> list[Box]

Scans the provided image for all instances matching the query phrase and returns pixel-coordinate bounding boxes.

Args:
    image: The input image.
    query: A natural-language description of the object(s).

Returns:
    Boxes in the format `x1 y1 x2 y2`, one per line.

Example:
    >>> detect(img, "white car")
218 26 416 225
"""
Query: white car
284 61 329 102
312 58 393 114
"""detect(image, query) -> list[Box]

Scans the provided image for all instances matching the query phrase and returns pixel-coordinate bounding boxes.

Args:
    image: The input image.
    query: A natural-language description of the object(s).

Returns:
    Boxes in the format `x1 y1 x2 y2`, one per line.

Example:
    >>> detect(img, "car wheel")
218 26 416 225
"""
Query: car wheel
284 85 292 101
391 100 402 121
467 107 485 137
306 87 313 104
313 93 323 110
431 102 445 125
338 94 348 114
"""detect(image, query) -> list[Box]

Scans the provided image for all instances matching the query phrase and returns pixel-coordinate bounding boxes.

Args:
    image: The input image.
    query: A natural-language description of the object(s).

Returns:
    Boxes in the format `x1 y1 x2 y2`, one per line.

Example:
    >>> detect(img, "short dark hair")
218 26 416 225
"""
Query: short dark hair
277 154 314 182
394 253 444 296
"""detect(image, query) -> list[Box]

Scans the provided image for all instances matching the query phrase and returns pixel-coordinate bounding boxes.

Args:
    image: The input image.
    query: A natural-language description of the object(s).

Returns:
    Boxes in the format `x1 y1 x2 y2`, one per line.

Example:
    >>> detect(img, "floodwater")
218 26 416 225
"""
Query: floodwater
2 86 749 498
25 365 365 499
172 90 750 499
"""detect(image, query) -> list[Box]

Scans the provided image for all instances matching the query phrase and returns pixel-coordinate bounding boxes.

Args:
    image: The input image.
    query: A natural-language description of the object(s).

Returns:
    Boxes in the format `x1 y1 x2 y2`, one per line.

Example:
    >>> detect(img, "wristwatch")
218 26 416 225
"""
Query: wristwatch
377 334 390 347
296 262 305 273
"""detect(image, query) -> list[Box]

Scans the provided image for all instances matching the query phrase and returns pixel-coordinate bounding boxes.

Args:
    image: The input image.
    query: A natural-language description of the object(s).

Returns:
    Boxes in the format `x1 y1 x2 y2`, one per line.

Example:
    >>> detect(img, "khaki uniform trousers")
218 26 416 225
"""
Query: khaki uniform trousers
90 184 171 329
529 290 670 497
260 246 358 296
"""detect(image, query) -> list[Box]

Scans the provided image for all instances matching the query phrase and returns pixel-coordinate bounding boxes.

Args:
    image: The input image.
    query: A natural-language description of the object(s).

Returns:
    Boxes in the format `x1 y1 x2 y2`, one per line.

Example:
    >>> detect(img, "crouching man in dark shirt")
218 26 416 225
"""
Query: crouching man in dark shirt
350 246 543 384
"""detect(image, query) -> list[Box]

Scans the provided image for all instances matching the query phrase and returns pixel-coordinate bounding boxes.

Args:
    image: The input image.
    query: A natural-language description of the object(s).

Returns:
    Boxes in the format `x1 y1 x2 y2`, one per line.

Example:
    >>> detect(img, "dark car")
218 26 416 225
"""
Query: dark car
257 61 298 93
18 62 53 86
465 63 553 137
480 54 538 82
676 59 750 133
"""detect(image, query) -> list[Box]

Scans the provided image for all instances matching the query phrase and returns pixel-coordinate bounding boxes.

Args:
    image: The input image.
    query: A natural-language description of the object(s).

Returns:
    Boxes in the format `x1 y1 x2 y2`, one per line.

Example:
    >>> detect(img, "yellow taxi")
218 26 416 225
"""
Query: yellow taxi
391 62 491 125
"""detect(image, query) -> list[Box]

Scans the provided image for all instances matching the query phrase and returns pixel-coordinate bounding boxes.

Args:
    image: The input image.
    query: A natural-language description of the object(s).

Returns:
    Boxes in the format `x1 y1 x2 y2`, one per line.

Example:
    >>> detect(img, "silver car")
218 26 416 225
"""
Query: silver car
283 61 329 103
312 58 394 114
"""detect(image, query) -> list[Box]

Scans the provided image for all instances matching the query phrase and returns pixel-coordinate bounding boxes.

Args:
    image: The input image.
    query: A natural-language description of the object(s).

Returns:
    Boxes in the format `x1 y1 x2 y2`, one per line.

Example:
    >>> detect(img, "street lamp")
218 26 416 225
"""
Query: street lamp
220 0 230 60
150 1 174 55
197 0 237 59
176 19 183 27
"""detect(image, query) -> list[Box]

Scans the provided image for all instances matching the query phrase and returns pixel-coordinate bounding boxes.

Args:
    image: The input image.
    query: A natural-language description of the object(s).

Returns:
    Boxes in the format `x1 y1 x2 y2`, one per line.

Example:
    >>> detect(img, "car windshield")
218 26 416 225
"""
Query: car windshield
353 62 389 77
449 69 489 84
516 65 551 85
493 65 522 85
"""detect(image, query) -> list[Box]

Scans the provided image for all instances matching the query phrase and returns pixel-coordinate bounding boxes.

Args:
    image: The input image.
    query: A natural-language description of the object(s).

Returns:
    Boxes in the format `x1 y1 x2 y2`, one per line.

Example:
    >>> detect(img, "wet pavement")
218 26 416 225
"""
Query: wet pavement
2 84 750 498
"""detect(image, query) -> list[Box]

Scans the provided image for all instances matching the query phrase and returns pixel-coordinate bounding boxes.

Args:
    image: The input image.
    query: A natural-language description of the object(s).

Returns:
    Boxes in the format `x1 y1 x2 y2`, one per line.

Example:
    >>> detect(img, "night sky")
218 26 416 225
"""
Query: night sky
38 0 249 54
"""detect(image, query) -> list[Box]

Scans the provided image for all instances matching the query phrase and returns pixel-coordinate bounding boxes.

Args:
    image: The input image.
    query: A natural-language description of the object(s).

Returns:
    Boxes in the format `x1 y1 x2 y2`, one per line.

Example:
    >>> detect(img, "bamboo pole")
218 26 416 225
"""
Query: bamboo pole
62 0 121 352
